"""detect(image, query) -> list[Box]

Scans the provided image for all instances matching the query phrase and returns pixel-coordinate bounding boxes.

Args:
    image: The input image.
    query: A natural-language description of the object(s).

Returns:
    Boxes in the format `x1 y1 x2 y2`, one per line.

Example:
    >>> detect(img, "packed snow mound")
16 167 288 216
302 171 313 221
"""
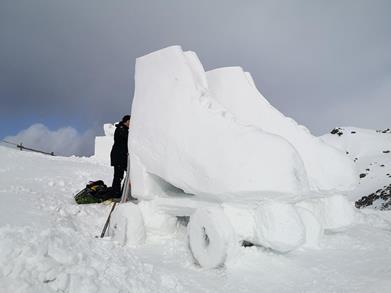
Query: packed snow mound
130 46 309 198
206 67 357 191
321 127 391 204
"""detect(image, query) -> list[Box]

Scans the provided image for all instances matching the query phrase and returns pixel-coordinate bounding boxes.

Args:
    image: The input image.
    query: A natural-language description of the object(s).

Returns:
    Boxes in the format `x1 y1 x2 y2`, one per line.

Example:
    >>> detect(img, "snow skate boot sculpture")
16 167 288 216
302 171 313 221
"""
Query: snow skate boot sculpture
108 46 357 269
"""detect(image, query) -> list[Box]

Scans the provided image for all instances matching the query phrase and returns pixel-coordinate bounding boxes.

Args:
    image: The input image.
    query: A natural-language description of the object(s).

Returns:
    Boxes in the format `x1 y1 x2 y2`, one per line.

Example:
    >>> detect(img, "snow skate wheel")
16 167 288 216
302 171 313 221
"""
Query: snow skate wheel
187 207 235 269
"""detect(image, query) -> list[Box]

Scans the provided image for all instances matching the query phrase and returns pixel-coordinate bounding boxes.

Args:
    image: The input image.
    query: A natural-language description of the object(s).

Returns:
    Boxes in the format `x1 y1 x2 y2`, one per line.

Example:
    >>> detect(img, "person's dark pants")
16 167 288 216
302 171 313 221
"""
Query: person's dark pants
112 165 126 196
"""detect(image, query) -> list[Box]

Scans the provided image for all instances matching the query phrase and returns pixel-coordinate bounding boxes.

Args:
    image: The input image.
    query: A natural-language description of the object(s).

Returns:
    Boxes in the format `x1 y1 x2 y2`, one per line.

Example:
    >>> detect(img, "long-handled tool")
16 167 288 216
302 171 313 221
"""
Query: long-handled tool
100 201 117 238
100 162 131 238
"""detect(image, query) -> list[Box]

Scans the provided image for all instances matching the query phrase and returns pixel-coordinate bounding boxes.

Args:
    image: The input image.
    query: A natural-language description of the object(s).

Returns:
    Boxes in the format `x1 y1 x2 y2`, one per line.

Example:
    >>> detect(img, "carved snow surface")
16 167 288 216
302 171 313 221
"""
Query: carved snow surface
206 67 358 192
130 46 310 199
129 46 357 199
124 46 358 264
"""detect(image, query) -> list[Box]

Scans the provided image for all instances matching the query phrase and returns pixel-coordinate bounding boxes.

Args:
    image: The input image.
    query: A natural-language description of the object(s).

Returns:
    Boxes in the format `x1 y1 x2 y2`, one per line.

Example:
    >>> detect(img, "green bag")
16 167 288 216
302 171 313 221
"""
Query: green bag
74 180 108 204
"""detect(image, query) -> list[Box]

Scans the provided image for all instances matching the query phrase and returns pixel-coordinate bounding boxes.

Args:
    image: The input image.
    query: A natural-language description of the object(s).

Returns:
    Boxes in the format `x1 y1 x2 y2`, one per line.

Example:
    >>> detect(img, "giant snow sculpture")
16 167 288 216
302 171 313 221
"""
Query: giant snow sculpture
130 46 309 196
108 46 357 269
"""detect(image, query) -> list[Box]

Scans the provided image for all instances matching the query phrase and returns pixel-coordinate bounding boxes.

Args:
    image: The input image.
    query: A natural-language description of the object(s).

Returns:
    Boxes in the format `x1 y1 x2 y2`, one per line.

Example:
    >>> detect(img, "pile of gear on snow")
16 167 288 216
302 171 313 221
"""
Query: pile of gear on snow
74 180 116 204
355 184 391 210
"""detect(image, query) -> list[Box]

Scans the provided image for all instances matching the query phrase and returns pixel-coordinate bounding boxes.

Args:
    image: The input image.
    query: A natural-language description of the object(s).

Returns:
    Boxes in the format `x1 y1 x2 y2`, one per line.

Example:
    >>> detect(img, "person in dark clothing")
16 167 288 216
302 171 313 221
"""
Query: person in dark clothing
110 115 130 196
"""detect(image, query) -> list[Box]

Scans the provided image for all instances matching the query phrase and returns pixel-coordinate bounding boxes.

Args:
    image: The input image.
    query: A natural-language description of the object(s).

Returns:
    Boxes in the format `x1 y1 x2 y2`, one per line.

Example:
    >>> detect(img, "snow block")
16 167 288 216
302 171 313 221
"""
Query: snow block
109 203 146 246
93 136 112 165
138 201 178 235
296 194 355 231
296 207 323 248
254 201 305 252
130 46 309 199
93 123 115 165
222 204 258 244
103 123 116 136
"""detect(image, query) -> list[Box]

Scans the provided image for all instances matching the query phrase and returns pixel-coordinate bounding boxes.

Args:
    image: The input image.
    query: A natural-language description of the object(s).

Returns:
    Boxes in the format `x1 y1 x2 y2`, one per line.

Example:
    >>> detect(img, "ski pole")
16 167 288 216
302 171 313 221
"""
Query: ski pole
100 201 117 238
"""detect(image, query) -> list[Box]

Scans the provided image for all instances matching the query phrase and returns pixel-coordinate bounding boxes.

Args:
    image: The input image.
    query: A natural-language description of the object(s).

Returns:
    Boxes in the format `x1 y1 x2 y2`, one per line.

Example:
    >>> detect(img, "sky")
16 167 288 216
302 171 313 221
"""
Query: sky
1 0 390 156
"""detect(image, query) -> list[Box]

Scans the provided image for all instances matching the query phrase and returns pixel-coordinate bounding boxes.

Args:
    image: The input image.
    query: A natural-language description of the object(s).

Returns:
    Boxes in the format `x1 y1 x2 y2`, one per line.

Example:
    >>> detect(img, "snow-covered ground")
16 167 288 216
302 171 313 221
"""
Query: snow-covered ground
321 127 391 203
1 145 391 293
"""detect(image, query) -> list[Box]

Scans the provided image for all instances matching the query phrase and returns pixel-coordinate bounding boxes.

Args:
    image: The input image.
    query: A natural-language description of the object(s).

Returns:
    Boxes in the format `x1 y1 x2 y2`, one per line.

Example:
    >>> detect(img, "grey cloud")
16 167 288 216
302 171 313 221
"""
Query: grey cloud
4 124 96 157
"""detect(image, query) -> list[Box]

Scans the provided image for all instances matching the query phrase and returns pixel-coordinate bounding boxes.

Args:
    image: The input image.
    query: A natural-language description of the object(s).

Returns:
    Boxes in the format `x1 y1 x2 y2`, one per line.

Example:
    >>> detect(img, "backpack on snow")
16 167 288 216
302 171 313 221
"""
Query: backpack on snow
74 180 112 204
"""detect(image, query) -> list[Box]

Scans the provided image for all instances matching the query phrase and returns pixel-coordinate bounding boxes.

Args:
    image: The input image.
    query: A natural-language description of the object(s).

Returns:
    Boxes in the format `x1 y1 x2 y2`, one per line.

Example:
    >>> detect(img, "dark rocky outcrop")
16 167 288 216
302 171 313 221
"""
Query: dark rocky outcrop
355 184 391 210
330 127 344 136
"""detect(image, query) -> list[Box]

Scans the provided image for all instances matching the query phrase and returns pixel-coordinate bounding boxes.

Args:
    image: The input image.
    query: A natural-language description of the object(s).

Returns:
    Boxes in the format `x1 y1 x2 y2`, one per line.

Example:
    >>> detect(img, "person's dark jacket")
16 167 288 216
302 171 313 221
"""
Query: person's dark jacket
110 122 129 168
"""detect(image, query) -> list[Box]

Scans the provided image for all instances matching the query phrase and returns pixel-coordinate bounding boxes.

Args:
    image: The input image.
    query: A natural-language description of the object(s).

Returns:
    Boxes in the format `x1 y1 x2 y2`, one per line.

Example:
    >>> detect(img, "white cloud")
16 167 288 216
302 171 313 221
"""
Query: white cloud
4 124 96 157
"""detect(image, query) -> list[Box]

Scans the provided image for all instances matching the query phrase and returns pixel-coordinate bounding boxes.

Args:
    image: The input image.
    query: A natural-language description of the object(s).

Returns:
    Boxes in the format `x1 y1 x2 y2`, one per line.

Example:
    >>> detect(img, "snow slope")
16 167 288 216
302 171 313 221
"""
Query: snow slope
321 127 391 201
1 145 391 292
